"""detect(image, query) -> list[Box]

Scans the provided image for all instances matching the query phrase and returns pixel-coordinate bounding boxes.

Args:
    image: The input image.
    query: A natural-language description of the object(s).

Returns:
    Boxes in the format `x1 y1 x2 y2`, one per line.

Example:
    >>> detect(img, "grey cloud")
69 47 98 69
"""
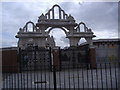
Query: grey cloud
1 2 39 48
60 36 69 44
2 37 17 47
59 2 75 12
59 2 118 34
74 2 118 31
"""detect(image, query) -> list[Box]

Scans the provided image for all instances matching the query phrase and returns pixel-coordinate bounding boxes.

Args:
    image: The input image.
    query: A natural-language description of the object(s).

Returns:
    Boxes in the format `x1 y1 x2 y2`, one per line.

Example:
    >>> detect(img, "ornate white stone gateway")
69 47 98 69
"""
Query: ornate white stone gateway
16 4 96 49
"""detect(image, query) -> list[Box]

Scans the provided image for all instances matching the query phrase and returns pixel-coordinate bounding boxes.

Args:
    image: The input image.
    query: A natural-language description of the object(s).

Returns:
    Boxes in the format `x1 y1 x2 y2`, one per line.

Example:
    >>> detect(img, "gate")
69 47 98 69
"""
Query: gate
60 45 89 68
2 46 119 89
19 46 52 71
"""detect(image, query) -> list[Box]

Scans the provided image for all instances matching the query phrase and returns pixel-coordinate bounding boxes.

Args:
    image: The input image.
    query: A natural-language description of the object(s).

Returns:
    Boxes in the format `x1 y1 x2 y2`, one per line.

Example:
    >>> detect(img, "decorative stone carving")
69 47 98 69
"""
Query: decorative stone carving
19 28 24 32
38 13 47 22
66 14 75 22
87 28 92 32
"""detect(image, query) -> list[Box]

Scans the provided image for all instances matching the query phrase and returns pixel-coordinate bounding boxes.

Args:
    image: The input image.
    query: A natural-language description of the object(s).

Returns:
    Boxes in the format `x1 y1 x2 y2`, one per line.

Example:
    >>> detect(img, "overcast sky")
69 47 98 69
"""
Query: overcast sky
1 1 118 48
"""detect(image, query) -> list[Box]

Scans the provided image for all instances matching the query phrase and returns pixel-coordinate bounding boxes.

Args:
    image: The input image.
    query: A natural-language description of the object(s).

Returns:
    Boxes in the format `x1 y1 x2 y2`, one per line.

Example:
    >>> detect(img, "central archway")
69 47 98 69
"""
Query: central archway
48 28 69 48
47 27 69 35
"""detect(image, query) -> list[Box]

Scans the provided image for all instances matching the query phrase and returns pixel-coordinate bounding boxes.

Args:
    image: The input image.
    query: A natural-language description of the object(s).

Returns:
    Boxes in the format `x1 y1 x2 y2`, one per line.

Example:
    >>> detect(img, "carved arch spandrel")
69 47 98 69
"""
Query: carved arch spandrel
46 27 69 35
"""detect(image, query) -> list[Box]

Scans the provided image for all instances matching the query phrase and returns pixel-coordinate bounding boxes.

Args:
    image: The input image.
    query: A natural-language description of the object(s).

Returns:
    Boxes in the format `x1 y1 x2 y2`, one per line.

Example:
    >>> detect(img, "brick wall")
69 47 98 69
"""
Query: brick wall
2 49 19 73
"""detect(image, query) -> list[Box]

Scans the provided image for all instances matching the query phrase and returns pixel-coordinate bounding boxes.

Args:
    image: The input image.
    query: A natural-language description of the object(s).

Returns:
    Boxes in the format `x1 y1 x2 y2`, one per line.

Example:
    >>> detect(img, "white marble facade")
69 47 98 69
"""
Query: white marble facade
16 4 95 49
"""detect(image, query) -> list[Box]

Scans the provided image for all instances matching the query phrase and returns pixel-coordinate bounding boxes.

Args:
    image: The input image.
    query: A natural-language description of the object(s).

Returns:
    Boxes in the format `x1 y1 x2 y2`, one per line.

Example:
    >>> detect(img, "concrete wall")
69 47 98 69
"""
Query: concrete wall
95 43 119 63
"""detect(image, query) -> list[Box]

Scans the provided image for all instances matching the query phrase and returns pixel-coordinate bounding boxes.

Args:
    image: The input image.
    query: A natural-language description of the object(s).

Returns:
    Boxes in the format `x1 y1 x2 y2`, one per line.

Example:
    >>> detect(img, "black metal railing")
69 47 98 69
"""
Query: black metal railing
2 62 119 89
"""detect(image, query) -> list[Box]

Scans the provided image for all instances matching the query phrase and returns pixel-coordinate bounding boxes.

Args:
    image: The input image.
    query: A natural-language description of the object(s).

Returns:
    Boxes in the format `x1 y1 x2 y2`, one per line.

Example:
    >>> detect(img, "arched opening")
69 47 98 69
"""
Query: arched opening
50 11 53 19
80 24 85 32
54 6 59 19
61 11 64 19
78 38 87 45
49 28 69 48
27 23 34 32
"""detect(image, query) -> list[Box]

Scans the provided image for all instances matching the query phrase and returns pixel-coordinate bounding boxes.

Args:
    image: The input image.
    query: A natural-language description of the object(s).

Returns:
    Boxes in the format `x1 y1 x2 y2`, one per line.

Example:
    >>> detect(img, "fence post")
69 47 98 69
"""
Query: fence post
53 65 57 90
18 48 22 73
59 47 61 71
72 49 76 68
49 47 52 71
34 46 37 70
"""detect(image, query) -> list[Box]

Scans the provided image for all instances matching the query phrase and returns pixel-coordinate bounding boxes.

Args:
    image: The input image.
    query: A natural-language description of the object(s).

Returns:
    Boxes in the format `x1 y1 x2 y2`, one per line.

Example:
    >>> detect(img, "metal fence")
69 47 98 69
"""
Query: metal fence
2 62 119 90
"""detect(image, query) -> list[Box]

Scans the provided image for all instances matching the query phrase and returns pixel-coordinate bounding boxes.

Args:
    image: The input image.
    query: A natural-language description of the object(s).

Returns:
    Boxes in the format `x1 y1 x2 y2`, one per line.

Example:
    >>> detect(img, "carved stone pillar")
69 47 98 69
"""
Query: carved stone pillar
69 37 80 46
40 26 46 35
37 38 47 47
85 37 93 47
68 26 74 34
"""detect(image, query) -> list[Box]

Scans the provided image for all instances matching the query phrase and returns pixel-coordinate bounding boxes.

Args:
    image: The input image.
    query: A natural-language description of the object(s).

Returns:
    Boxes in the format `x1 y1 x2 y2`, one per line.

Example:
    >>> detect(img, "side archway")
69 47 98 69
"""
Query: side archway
78 38 87 45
